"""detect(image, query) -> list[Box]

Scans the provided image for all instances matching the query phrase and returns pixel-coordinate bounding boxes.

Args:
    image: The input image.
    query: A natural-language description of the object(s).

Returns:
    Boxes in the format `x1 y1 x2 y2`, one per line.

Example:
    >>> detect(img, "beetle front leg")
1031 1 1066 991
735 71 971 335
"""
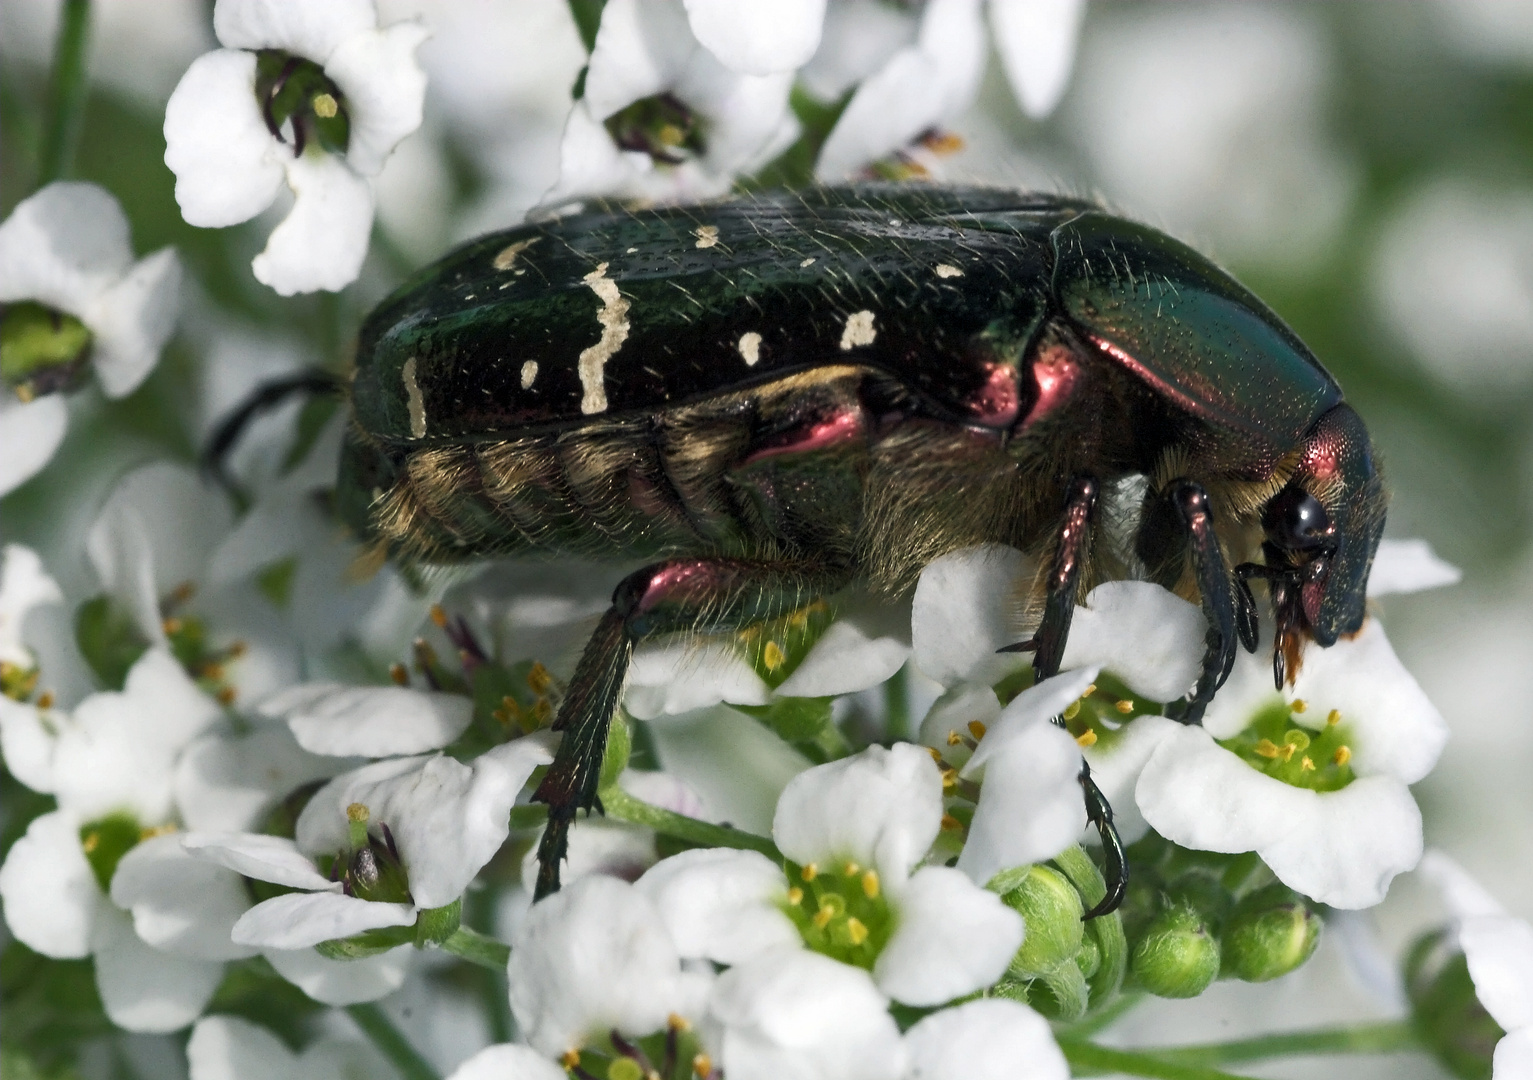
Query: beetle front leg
531 557 851 900
1164 480 1241 724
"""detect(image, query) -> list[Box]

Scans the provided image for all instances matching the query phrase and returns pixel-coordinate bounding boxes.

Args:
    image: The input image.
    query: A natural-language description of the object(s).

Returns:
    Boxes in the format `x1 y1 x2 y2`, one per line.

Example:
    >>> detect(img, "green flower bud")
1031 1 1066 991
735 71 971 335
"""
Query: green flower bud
1131 899 1221 998
1001 865 1085 978
415 899 462 947
1 301 92 401
1407 931 1502 1080
1220 884 1322 982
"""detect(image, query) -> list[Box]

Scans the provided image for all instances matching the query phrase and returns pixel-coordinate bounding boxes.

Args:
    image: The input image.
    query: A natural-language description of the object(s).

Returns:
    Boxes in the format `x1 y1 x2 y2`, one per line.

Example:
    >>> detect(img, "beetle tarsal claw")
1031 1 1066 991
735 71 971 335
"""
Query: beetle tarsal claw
996 636 1037 654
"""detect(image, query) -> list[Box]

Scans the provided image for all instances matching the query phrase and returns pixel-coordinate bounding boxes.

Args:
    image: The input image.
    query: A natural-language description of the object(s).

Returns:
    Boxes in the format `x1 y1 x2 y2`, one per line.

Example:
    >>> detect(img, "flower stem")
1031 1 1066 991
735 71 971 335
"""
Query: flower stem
1143 1021 1418 1066
1058 1042 1258 1080
39 0 92 186
345 1003 441 1080
439 926 512 971
600 785 782 859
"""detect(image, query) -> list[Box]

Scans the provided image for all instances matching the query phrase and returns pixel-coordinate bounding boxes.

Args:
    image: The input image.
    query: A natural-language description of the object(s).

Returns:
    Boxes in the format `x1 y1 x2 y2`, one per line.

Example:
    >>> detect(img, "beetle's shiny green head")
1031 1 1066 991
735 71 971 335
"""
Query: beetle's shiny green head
1262 403 1386 652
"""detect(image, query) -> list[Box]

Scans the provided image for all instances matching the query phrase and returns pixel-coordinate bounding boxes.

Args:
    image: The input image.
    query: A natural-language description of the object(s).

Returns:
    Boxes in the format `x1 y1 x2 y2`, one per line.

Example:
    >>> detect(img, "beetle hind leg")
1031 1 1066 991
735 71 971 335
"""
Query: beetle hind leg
531 556 851 900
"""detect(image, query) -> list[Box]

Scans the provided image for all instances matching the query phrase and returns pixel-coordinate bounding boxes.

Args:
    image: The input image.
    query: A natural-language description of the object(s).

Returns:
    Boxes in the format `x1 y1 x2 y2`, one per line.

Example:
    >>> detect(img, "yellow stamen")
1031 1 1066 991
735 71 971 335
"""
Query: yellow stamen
812 902 835 929
1254 739 1282 759
845 917 869 946
1300 756 1315 771
762 641 786 671
1291 698 1308 714
36 691 54 709
861 869 880 899
801 862 818 882
789 609 810 629
842 861 860 877
347 802 371 823
429 604 448 628
967 720 987 740
81 833 99 853
388 663 409 685
786 887 803 905
941 768 957 790
561 1050 581 1070
1115 699 1135 715
1076 729 1098 748
927 746 945 764
140 823 177 840
1084 684 1098 697
1333 745 1352 767
226 640 249 659
1327 709 1341 727
940 813 963 832
14 384 33 403
692 1054 712 1078
312 92 338 118
217 686 237 706
528 662 553 694
162 617 183 636
1062 700 1081 720
946 730 963 746
668 1013 691 1033
1281 743 1296 762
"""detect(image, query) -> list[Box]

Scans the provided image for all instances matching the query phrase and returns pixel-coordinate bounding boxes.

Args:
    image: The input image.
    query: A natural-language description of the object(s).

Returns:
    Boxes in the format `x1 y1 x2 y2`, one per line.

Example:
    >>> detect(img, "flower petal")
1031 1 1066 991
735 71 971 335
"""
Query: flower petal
110 833 257 960
0 697 63 794
182 832 336 891
1059 581 1205 703
1367 538 1462 596
0 388 67 498
0 181 133 309
0 808 101 958
212 0 376 59
295 734 555 909
636 847 797 964
963 667 1098 775
231 891 415 950
1495 1027 1533 1080
252 153 374 295
92 904 224 1033
447 1043 568 1080
988 0 1086 119
625 640 770 720
263 682 473 756
1419 849 1506 920
875 866 1023 1005
773 616 909 699
1461 915 1533 1033
0 543 64 664
773 743 942 882
325 22 430 177
538 100 647 210
509 875 698 1057
163 50 284 227
1137 726 1423 908
87 247 181 399
264 944 412 1006
911 545 1030 690
683 0 825 74
711 947 907 1080
1081 714 1183 845
188 1015 295 1080
175 726 344 832
520 817 658 892
957 721 1084 886
903 998 1068 1080
583 0 697 120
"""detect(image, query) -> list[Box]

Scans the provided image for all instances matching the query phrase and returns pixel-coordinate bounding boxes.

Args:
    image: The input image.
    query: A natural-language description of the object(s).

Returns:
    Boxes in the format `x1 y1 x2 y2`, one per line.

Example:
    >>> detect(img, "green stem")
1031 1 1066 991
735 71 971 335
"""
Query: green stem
39 0 92 186
1056 990 1145 1039
345 1004 441 1080
1059 1042 1258 1080
1146 1021 1418 1067
439 926 511 971
600 785 782 859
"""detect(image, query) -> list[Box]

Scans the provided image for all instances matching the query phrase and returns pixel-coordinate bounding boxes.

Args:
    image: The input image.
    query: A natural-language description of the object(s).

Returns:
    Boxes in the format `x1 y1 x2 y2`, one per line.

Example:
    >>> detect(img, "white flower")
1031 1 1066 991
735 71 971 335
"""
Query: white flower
1137 619 1448 908
1420 851 1533 1078
1368 537 1463 596
902 997 1068 1080
540 0 809 206
640 743 1023 1007
163 0 427 294
0 183 180 495
508 874 712 1058
813 0 1085 179
259 681 473 757
710 946 906 1080
187 1015 390 1080
0 544 63 668
446 1043 567 1080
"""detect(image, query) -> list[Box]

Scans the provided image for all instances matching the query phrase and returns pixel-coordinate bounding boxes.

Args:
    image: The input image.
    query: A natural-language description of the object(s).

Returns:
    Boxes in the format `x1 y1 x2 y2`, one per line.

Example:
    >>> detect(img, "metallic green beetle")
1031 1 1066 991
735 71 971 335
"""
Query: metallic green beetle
339 185 1387 916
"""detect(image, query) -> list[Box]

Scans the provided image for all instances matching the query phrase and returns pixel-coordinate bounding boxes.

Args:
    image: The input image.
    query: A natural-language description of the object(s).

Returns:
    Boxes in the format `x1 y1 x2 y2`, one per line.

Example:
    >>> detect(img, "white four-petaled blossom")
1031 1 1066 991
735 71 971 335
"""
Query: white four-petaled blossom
163 0 427 294
0 183 180 495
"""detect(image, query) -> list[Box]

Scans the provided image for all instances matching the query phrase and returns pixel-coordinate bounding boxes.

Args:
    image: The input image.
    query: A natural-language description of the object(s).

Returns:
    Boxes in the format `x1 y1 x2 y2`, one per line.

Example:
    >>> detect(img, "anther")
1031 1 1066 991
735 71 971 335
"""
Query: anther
762 641 786 671
1301 756 1315 771
1327 709 1341 726
801 863 818 882
163 617 183 636
812 902 835 929
1115 699 1135 714
692 1054 712 1079
430 604 448 628
36 691 54 709
845 917 870 946
312 92 338 118
967 720 987 740
1076 729 1098 748
1254 739 1282 759
1084 683 1098 697
861 869 880 899
1333 745 1351 767
927 746 945 764
561 1050 581 1070
217 686 237 706
389 663 408 685
946 730 963 746
842 861 860 877
940 813 963 831
667 1013 690 1033
786 887 803 905
1062 700 1081 720
528 662 553 694
1291 698 1308 713
941 768 957 789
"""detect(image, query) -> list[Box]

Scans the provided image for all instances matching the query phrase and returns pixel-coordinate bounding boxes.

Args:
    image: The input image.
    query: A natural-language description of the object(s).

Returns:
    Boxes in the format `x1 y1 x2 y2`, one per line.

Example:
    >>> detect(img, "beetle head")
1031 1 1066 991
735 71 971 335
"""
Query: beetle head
1260 404 1386 668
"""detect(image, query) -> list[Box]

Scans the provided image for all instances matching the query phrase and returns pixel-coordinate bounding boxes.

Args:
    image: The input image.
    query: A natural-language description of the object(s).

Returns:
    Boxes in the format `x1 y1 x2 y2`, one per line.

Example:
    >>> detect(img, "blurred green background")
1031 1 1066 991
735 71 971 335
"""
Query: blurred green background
4 3 1533 1076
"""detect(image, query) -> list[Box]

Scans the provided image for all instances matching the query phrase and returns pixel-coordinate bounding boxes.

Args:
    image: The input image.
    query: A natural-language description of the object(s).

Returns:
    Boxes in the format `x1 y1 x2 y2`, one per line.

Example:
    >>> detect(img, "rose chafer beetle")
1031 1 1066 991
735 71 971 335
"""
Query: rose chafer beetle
338 184 1386 917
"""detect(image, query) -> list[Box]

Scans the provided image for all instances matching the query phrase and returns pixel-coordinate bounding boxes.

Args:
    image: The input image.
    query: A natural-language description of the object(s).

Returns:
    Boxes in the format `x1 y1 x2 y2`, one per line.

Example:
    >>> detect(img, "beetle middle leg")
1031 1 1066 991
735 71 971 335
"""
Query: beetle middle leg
531 556 851 900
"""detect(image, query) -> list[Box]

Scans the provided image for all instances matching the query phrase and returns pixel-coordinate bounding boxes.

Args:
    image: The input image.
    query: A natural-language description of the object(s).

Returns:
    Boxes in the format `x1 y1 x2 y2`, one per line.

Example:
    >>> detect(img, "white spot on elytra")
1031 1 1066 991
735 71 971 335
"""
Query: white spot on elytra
521 361 539 389
935 263 964 279
402 356 426 438
840 310 877 351
493 236 539 271
694 225 719 249
577 262 630 415
738 332 761 366
800 257 816 268
626 246 638 254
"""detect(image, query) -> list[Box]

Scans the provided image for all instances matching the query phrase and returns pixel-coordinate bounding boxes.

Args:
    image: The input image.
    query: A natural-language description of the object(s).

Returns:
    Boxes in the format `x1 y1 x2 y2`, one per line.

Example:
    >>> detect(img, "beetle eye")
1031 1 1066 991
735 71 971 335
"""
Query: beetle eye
1266 488 1333 550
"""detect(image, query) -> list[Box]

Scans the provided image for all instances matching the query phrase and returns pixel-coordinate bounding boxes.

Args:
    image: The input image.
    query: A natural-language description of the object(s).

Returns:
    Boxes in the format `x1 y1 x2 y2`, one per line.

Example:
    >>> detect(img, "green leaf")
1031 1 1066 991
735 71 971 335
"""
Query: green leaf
73 595 149 691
